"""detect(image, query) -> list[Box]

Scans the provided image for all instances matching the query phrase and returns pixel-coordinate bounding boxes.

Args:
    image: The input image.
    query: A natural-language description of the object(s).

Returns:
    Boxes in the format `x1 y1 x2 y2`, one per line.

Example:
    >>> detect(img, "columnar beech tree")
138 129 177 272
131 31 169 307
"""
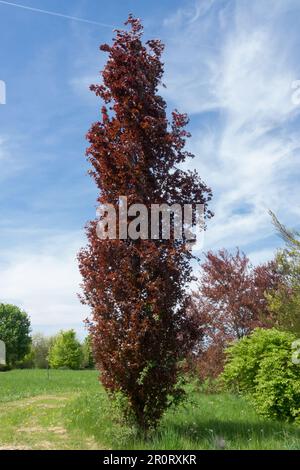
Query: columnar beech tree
78 16 212 429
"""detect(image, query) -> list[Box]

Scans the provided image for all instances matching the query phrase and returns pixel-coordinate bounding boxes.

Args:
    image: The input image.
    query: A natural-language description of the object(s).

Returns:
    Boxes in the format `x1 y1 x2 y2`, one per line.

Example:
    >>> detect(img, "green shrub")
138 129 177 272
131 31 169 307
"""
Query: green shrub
222 328 300 423
48 330 83 370
222 328 296 393
254 349 300 423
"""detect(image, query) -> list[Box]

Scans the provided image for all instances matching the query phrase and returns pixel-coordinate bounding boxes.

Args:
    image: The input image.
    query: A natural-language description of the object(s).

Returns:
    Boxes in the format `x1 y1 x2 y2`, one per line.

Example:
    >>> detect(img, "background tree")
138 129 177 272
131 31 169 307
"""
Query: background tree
48 330 82 370
31 333 55 369
0 303 31 367
267 211 300 334
81 335 95 369
16 348 35 369
78 16 212 430
190 249 280 380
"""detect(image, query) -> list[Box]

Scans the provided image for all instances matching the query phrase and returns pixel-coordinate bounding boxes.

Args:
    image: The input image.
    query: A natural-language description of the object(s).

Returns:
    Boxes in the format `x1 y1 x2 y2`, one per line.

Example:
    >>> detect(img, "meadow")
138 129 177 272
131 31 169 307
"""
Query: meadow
0 369 300 450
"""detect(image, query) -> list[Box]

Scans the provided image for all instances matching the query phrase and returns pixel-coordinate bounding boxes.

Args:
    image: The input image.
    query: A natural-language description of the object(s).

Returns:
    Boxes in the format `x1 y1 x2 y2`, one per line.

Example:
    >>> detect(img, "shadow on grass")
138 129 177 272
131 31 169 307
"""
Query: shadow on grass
159 417 300 449
168 417 300 437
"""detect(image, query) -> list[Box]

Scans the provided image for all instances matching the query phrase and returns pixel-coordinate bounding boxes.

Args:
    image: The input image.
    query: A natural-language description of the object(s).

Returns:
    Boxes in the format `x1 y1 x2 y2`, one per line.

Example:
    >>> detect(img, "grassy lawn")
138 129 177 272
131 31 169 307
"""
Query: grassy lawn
0 369 99 403
0 369 100 449
0 369 300 450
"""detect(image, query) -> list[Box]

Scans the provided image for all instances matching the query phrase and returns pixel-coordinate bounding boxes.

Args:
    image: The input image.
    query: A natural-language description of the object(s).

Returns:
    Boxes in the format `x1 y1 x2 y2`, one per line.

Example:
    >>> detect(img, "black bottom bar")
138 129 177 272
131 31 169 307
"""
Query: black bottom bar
0 450 299 466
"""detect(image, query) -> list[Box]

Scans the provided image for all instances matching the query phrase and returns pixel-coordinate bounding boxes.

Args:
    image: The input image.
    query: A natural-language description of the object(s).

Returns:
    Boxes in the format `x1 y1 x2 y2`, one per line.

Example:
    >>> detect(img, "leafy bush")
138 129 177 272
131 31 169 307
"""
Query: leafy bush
222 328 296 393
48 330 83 370
253 349 300 423
222 328 300 422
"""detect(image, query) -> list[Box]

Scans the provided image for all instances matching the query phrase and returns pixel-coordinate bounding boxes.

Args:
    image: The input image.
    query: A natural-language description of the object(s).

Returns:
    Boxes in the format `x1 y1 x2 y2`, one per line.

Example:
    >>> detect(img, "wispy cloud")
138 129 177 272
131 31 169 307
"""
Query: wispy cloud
163 0 215 27
162 0 300 260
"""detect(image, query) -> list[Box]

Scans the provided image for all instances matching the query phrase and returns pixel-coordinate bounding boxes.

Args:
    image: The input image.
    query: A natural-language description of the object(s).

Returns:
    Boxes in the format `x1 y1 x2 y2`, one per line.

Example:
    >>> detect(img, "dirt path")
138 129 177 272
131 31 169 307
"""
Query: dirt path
0 394 102 450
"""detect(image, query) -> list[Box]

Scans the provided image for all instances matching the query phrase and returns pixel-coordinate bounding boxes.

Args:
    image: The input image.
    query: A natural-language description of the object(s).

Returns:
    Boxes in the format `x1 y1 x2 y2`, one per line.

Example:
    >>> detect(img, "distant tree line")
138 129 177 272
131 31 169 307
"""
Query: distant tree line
0 307 94 371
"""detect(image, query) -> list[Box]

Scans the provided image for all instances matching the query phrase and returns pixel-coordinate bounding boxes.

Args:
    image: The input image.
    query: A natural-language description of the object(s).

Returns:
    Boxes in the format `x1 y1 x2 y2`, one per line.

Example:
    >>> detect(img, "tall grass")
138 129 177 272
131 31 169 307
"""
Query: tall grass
65 384 300 450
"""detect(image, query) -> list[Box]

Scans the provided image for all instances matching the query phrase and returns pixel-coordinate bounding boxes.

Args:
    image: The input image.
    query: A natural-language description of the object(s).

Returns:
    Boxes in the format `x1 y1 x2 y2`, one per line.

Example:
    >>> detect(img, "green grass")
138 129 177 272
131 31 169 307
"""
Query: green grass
1 369 300 449
65 385 300 450
0 369 100 449
0 369 99 403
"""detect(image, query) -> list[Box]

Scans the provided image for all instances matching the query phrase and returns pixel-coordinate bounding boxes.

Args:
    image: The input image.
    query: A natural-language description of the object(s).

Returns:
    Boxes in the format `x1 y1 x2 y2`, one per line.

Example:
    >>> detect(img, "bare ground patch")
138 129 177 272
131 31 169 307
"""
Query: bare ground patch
0 393 104 450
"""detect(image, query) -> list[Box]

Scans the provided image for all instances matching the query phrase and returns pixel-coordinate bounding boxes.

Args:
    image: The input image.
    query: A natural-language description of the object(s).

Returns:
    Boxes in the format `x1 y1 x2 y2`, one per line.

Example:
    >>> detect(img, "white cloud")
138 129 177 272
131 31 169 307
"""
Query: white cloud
0 231 89 328
163 0 215 27
162 0 300 262
247 247 278 266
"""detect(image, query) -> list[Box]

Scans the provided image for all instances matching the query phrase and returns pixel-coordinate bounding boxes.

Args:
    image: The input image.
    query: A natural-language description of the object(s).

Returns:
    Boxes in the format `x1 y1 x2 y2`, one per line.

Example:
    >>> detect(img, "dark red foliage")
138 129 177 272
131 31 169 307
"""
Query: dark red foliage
78 16 212 429
190 249 281 380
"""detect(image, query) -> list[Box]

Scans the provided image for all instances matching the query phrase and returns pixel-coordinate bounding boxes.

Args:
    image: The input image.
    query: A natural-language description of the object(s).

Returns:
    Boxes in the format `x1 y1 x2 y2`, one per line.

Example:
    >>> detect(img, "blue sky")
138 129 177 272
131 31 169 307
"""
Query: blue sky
1 0 300 337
